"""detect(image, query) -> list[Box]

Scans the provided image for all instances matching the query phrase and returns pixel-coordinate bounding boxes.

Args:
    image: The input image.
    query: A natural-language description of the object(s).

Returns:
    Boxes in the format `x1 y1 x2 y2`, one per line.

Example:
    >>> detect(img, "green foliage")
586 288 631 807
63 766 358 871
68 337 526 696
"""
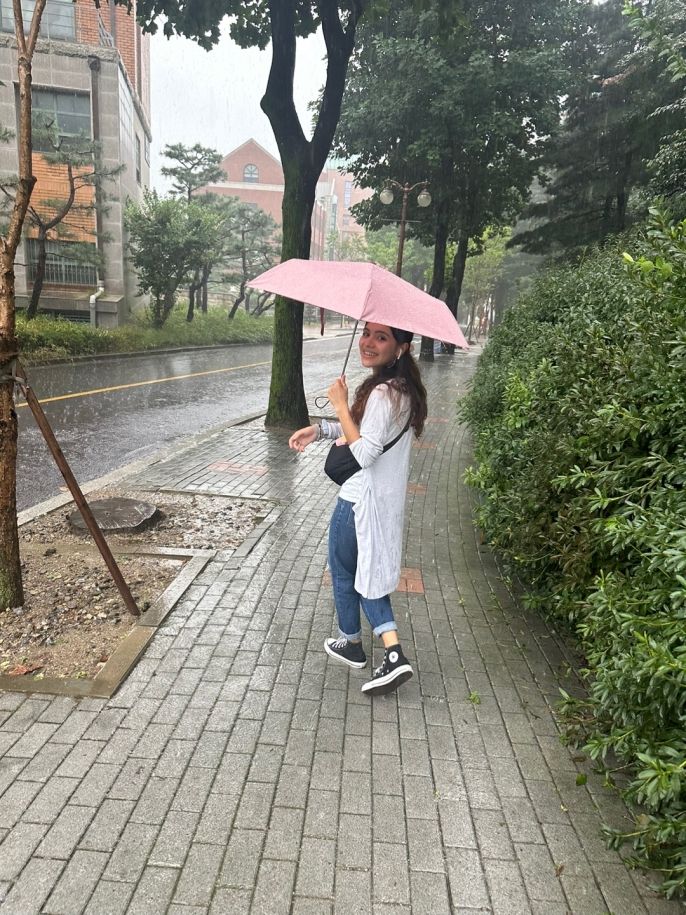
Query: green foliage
462 210 686 895
515 0 686 255
124 190 221 327
17 308 273 364
161 143 224 202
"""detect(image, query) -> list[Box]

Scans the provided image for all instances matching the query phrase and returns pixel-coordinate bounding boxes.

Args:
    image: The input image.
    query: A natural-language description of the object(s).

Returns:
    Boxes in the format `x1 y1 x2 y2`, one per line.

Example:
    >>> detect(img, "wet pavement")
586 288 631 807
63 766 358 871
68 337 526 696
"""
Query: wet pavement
19 334 353 511
2 350 681 914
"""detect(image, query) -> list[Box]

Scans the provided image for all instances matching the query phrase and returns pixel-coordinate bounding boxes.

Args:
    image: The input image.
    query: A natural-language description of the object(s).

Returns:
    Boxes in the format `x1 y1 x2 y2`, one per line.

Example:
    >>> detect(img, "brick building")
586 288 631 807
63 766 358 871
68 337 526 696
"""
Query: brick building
204 139 370 260
0 0 151 326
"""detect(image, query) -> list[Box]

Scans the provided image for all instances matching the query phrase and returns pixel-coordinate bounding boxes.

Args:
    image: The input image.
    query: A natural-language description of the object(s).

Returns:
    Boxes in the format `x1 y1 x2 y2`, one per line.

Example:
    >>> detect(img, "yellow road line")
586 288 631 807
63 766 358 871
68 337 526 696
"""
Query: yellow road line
16 360 272 408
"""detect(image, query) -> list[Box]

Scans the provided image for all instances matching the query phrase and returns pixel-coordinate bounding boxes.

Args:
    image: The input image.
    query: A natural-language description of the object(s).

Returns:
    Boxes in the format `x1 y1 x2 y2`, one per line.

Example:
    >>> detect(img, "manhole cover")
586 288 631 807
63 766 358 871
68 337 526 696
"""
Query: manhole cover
68 497 159 534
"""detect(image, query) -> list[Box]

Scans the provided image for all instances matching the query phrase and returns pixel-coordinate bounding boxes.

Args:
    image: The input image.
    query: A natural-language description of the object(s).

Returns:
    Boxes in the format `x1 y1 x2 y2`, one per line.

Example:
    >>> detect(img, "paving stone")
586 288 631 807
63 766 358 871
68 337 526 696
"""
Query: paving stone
37 804 95 859
484 858 530 915
126 865 179 915
172 842 224 906
0 855 65 915
149 808 200 867
0 779 42 828
43 849 108 915
251 858 297 915
53 741 103 780
334 868 371 915
408 871 451 915
171 765 215 813
515 842 566 904
0 822 48 881
406 817 445 873
102 821 158 883
218 828 264 888
209 887 252 915
263 805 305 861
295 835 336 898
337 812 372 870
445 847 489 909
79 798 134 852
372 842 411 905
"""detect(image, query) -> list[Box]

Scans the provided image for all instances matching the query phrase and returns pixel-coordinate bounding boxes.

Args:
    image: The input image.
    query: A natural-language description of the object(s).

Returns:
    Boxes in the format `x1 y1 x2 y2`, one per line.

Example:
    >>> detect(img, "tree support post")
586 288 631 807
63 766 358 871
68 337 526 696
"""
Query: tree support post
13 362 139 616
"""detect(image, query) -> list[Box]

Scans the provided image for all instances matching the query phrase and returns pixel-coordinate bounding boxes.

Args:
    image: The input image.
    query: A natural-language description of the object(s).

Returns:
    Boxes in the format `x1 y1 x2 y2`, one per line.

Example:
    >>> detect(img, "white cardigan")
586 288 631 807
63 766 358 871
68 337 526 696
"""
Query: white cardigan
322 384 412 599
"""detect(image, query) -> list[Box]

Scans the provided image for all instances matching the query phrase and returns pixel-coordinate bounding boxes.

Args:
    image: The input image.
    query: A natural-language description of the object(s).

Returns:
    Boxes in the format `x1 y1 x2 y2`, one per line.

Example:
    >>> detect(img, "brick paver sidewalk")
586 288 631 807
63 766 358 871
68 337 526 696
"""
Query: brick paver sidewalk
1 355 681 914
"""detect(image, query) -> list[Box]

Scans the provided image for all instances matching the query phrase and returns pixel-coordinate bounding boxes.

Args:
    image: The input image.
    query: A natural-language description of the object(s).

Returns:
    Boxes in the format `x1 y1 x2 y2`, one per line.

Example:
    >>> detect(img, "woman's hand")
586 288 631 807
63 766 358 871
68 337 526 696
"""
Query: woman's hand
288 424 318 453
328 375 349 415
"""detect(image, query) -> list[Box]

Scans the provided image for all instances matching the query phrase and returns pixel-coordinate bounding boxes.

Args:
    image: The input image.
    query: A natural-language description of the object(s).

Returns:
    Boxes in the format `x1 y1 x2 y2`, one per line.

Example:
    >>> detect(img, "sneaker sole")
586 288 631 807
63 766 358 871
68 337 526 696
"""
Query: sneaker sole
361 664 413 695
324 640 367 669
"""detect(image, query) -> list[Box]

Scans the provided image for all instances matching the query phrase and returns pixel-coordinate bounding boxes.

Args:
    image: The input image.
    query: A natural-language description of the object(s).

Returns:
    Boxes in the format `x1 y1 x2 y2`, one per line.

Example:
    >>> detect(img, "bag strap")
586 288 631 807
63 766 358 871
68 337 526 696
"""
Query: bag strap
381 418 411 454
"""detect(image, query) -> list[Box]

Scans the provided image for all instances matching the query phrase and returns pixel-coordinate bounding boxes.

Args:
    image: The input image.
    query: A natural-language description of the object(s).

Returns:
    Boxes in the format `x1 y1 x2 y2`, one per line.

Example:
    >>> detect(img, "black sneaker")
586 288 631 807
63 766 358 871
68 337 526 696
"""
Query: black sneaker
361 644 413 695
324 637 367 669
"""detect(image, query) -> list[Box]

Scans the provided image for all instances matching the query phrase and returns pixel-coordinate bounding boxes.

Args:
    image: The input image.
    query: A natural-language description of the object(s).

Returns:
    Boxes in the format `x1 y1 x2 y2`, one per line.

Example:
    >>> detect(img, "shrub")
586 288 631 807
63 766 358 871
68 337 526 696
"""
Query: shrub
462 211 686 896
17 306 273 363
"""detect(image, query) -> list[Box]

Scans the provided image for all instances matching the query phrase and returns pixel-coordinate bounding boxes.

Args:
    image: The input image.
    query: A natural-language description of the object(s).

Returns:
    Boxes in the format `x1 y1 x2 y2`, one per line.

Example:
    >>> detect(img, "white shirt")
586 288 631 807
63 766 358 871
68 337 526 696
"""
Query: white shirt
321 384 412 599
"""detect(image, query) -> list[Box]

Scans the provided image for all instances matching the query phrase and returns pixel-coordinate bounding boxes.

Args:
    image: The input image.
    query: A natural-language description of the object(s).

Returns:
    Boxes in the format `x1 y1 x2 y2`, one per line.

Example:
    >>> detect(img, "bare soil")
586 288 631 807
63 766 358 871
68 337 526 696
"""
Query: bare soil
3 491 263 681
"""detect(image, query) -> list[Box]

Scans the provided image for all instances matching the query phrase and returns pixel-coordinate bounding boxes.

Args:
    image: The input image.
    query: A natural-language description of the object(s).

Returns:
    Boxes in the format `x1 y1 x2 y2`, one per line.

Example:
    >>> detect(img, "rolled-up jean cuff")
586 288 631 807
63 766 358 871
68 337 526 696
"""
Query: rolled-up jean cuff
339 627 363 642
373 621 398 638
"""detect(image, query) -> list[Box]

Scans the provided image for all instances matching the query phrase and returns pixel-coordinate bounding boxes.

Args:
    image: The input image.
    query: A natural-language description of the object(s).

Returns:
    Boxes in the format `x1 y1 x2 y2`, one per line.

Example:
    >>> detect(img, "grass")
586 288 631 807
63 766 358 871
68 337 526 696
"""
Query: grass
17 307 274 364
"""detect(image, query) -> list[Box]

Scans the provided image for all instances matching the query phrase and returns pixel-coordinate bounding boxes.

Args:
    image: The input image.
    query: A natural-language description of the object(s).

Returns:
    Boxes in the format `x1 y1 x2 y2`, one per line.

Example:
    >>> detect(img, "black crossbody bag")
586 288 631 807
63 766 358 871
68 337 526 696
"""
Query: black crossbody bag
324 420 411 486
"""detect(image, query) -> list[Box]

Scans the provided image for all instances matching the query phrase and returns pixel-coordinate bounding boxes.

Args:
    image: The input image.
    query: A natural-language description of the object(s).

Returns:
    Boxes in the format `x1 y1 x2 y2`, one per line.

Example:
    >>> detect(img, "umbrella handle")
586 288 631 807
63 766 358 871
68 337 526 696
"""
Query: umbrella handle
340 320 359 377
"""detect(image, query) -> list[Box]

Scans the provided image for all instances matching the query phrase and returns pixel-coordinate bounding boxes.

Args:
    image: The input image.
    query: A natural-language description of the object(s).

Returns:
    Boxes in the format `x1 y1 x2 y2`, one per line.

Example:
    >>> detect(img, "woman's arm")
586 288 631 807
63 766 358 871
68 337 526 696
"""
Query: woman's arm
328 376 360 445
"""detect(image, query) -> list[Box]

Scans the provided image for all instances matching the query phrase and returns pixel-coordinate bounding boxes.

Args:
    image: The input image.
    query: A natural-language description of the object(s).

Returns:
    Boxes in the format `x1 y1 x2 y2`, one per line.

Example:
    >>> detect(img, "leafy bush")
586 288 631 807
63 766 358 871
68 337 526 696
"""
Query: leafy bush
18 307 273 363
462 211 686 896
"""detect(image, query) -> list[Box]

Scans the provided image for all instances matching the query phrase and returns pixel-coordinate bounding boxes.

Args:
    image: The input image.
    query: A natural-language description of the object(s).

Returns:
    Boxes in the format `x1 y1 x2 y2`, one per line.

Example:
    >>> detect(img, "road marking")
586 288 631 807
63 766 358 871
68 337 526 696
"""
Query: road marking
16 360 272 408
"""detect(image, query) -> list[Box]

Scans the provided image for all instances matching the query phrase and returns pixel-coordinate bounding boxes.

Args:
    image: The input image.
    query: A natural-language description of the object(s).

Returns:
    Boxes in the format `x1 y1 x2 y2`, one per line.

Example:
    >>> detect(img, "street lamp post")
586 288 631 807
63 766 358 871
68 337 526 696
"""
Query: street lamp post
379 180 431 276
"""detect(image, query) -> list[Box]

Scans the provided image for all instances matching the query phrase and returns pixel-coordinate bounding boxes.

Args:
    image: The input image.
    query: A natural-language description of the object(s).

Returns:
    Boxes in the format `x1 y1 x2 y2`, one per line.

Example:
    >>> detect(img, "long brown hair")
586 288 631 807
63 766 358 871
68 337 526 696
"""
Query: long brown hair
350 327 427 438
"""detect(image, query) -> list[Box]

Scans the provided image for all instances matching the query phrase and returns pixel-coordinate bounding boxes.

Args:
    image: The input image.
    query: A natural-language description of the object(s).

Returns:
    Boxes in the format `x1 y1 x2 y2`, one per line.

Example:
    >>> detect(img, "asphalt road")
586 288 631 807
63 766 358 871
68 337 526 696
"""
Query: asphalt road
18 333 361 512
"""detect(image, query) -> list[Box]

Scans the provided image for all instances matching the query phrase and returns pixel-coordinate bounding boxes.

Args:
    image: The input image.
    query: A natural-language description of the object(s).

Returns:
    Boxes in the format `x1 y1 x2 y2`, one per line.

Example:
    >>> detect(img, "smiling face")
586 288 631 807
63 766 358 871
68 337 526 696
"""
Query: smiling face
359 323 402 370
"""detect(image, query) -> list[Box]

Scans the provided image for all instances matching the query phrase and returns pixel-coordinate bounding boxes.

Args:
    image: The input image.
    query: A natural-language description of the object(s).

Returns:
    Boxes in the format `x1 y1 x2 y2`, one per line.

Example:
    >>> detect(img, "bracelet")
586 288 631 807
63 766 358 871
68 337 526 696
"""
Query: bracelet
314 423 322 441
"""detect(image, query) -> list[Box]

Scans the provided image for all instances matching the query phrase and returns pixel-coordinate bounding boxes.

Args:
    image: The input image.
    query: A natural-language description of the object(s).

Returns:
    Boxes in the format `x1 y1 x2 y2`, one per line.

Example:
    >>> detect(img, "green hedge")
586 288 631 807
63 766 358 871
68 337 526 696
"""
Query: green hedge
17 307 274 364
462 211 686 896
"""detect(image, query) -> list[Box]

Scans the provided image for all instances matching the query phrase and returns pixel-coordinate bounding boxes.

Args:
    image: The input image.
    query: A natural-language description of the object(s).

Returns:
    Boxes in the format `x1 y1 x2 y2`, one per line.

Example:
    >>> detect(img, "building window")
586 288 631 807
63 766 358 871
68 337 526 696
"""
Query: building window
344 180 353 209
144 136 150 166
135 135 142 184
26 239 98 287
1 0 75 41
32 88 91 152
243 164 259 183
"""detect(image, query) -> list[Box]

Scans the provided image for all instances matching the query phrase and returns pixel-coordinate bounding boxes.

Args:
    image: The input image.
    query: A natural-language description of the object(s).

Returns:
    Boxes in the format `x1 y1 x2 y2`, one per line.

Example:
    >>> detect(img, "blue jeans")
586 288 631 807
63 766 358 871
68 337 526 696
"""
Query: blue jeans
328 498 397 640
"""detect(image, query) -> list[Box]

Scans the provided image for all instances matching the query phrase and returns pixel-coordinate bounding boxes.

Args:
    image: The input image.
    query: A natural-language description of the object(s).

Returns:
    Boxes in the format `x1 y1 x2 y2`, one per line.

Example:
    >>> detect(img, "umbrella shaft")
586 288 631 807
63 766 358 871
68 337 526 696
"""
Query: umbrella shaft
341 321 359 376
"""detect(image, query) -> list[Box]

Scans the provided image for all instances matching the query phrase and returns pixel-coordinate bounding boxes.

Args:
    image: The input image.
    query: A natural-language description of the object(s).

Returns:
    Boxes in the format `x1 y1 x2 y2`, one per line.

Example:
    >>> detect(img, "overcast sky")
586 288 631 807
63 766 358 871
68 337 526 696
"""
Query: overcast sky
149 26 327 192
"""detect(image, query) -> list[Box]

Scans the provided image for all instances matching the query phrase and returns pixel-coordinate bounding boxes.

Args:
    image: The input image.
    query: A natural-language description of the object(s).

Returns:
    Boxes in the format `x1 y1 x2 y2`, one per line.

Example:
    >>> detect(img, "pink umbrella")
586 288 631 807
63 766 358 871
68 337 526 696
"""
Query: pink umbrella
248 259 469 350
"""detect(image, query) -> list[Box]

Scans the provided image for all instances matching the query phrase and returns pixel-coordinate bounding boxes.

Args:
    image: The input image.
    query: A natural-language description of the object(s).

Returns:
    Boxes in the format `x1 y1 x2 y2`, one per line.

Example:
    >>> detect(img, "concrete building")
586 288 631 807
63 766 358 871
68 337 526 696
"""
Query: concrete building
205 139 370 260
0 0 151 326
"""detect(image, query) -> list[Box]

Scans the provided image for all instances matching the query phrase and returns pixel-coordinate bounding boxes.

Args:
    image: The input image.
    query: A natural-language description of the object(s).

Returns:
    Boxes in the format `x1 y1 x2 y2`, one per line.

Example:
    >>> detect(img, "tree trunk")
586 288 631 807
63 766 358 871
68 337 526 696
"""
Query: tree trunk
25 229 47 319
261 0 360 428
186 291 195 323
442 237 468 354
0 249 23 608
420 212 450 362
0 1 48 609
265 156 315 425
201 265 209 313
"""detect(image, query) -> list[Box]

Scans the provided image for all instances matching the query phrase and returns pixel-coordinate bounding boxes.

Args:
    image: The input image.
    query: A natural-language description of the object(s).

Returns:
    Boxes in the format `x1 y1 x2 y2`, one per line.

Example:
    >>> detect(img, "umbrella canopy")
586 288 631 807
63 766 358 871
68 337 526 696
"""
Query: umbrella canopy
248 259 469 349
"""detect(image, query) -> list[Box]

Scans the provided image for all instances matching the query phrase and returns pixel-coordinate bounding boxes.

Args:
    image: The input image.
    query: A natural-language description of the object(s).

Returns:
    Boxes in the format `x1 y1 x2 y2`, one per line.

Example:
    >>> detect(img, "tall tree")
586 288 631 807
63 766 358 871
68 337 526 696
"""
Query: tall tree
161 143 226 317
336 0 570 355
0 0 48 609
122 1 372 427
625 0 686 216
161 142 225 203
224 203 280 319
124 190 221 328
12 123 122 320
513 0 684 256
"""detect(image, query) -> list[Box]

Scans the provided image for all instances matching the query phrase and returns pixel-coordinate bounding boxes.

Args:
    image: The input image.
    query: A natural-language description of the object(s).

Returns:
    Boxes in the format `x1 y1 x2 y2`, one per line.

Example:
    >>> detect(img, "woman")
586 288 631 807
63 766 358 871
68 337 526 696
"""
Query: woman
289 322 427 696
